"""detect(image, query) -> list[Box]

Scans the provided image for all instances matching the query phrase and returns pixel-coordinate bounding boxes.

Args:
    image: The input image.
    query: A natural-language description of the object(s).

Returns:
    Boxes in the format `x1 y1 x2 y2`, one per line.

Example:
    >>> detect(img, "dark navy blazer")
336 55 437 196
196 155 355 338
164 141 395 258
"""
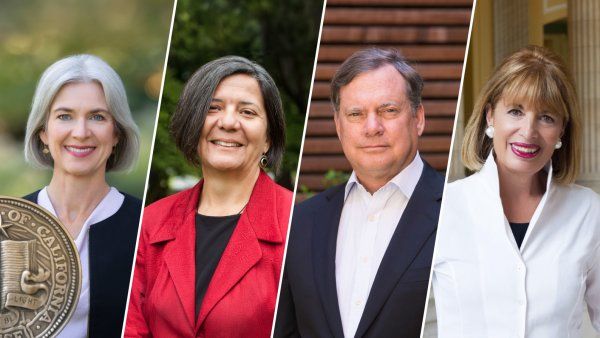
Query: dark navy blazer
24 191 141 338
275 162 443 338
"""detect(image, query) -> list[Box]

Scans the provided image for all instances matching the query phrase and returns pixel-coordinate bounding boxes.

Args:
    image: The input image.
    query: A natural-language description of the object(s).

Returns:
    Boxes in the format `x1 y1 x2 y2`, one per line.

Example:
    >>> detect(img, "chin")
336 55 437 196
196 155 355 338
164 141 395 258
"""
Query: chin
61 167 100 178
502 160 546 177
356 162 396 176
205 160 243 172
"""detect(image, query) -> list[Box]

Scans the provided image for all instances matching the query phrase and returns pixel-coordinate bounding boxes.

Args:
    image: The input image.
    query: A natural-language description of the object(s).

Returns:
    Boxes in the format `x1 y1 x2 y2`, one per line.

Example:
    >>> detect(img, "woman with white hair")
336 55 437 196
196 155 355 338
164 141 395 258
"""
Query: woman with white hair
22 54 142 338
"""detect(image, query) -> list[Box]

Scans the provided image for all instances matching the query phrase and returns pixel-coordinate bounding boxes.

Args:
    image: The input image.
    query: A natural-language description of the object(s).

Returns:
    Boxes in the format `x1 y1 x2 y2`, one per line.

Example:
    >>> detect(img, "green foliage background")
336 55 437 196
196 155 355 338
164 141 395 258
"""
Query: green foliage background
0 0 174 198
146 0 324 204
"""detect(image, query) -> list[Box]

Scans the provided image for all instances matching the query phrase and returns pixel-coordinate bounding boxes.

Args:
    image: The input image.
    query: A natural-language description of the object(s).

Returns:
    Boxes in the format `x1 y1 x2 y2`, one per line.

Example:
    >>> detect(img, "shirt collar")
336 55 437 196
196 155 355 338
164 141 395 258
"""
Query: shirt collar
344 152 424 200
37 187 124 238
480 151 554 195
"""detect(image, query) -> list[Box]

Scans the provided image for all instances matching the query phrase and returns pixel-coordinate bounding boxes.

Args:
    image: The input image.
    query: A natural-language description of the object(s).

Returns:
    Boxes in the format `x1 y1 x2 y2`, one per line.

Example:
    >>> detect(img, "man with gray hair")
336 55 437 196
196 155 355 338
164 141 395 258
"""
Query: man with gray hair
274 48 444 337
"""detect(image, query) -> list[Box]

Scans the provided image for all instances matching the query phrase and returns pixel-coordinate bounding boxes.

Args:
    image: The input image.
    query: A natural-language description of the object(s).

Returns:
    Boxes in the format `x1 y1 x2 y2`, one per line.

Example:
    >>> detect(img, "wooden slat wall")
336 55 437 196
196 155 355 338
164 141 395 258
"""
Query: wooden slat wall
298 0 473 197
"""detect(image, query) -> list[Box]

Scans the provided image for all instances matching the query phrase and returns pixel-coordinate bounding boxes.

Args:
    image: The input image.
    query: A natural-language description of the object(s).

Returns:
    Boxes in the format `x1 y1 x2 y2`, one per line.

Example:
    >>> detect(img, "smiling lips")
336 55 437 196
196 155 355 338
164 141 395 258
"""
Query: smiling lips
65 145 95 158
510 142 540 159
211 140 243 148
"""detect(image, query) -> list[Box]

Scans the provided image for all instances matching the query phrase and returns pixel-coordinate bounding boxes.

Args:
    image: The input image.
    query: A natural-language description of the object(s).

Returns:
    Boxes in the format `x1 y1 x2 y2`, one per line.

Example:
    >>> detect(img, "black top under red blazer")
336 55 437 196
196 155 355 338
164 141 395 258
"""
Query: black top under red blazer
275 161 443 338
23 191 141 338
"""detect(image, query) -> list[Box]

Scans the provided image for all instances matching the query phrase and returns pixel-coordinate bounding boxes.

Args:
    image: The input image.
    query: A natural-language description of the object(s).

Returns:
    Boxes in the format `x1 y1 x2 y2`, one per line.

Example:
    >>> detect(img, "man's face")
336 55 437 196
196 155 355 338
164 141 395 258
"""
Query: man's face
334 64 425 188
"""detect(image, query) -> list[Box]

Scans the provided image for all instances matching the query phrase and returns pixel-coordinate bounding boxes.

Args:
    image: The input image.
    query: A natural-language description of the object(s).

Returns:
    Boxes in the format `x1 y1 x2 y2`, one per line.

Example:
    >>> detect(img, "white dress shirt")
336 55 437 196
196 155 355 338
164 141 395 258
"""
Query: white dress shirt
336 153 423 338
37 187 124 338
433 153 600 338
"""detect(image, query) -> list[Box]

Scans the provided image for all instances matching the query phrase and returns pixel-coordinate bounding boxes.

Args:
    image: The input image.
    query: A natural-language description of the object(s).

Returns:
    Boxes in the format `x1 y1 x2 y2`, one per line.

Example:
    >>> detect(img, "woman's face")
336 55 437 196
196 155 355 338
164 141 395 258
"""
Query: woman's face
487 96 564 178
198 74 269 175
40 82 118 178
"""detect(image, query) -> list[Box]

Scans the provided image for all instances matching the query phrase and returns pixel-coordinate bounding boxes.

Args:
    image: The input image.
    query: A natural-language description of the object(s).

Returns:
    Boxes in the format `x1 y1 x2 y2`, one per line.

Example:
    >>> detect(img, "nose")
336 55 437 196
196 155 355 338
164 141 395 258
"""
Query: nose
72 117 91 139
217 105 240 130
519 115 539 139
364 111 384 136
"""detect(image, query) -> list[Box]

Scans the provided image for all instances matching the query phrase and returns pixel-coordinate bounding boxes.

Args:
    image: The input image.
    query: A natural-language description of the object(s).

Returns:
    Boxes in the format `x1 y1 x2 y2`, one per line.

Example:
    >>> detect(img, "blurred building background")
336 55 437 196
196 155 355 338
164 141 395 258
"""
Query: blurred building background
0 0 174 198
426 0 600 337
449 0 600 193
297 0 473 201
145 0 324 204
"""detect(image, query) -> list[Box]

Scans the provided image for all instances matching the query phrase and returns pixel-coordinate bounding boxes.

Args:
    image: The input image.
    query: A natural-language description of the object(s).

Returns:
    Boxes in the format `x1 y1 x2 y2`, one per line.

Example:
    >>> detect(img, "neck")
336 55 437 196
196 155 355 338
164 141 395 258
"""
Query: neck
496 165 547 223
198 167 261 216
356 153 416 194
497 167 546 200
355 174 393 194
46 171 110 237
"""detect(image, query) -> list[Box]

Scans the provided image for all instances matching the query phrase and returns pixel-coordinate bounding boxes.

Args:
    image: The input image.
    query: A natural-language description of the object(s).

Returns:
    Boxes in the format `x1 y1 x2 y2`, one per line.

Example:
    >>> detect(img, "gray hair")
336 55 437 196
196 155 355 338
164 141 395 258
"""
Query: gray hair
24 54 140 171
330 48 424 113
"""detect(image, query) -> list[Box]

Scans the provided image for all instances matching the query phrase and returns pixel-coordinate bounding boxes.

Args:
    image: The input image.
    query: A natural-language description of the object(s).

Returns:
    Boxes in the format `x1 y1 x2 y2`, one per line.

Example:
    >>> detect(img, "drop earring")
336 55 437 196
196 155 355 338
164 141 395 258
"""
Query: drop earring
42 144 50 154
485 125 494 138
259 154 268 169
555 139 562 149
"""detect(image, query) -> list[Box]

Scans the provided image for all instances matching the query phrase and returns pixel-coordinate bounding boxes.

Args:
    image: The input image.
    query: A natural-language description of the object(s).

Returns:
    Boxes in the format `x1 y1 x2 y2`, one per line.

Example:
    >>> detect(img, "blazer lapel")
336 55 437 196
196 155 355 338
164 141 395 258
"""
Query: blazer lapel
157 182 203 332
355 164 442 337
312 184 346 338
196 171 282 331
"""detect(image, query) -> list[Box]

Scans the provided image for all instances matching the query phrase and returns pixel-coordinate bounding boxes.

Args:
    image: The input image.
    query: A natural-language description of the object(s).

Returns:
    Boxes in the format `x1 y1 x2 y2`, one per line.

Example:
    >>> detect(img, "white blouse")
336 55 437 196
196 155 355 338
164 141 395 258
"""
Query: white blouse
37 187 124 338
432 153 600 338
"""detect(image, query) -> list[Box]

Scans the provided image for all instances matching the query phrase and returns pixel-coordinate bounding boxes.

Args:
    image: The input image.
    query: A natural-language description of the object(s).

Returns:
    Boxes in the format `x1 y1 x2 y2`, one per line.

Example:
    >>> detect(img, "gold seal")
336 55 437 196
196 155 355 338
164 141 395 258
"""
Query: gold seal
0 197 81 338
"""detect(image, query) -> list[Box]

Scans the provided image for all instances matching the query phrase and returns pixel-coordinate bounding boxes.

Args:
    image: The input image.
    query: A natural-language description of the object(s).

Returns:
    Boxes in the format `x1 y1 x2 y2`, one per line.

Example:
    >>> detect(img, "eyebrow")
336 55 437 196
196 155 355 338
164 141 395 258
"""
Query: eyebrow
211 98 261 109
507 103 552 114
344 107 363 114
379 103 395 109
52 107 109 114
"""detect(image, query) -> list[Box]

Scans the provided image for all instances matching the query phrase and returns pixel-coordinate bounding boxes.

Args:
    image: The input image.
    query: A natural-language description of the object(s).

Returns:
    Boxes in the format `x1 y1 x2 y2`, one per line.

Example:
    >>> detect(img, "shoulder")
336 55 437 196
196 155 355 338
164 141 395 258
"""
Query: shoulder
118 192 143 211
144 187 192 215
421 160 444 186
22 190 42 203
295 183 345 216
141 186 196 233
267 181 294 234
440 174 484 215
445 173 480 194
112 192 143 233
554 183 600 209
271 179 293 207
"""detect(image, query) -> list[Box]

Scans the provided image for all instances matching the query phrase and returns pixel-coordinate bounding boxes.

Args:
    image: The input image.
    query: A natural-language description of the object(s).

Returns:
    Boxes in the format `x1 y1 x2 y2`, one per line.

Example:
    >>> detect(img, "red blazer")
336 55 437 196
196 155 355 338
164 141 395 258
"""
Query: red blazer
124 171 292 337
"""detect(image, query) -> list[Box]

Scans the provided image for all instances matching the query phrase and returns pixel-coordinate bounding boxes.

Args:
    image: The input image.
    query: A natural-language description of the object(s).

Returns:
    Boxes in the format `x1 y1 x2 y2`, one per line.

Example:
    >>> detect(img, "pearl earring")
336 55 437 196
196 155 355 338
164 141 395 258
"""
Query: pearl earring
485 125 494 138
555 139 562 149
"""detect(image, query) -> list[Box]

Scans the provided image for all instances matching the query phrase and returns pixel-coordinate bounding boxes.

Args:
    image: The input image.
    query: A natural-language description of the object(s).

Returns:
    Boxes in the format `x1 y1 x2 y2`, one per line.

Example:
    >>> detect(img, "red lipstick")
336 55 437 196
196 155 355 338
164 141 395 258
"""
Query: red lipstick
510 142 540 159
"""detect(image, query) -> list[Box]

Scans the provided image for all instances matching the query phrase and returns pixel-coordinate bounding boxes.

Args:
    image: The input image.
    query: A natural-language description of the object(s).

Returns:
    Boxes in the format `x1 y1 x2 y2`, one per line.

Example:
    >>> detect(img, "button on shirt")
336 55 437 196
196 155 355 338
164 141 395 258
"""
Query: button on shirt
336 153 424 338
37 187 124 338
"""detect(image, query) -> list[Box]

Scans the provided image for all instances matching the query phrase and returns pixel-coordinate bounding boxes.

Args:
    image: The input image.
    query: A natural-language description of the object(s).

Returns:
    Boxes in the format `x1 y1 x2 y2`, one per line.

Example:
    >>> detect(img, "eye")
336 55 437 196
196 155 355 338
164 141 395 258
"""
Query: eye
540 114 555 123
381 107 400 116
208 105 221 112
57 114 72 121
240 109 257 116
507 109 523 117
90 113 106 121
344 110 364 121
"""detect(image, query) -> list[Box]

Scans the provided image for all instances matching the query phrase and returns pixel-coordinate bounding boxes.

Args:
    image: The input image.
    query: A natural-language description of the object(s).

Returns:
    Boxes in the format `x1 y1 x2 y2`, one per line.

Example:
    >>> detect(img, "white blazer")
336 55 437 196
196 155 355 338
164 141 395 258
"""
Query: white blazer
432 153 600 338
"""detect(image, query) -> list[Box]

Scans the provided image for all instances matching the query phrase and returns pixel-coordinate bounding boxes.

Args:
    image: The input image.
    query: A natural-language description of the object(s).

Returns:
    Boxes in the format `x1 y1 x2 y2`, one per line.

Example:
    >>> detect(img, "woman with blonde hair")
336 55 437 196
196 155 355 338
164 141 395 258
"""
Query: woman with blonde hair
433 45 600 337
